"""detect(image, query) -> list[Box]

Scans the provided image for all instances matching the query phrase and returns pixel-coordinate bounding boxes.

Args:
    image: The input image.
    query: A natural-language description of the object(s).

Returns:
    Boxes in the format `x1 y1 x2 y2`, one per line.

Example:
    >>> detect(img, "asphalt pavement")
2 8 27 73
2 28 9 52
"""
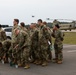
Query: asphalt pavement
0 45 76 75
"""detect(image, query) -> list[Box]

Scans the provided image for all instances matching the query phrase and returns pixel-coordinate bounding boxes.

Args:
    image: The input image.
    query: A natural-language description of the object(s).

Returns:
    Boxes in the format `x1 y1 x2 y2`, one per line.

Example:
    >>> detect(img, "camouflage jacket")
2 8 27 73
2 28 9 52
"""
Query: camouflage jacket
21 27 27 32
52 29 64 44
30 28 39 42
38 25 52 45
12 25 20 43
20 30 30 48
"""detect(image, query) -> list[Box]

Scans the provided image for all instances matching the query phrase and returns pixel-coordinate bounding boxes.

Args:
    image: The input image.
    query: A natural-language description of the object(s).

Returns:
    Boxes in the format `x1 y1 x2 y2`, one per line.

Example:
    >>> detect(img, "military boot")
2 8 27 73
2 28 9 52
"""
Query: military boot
18 63 22 67
42 61 47 66
57 60 63 64
18 62 24 67
24 64 30 69
33 60 38 64
36 60 42 65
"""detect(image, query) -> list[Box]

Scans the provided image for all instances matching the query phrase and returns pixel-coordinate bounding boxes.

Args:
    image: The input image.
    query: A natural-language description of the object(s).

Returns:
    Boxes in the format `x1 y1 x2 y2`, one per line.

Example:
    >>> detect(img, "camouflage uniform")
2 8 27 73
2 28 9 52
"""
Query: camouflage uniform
52 29 64 61
30 28 39 62
29 29 35 60
0 28 6 60
20 30 30 68
10 25 20 64
38 25 52 65
2 39 11 62
12 30 25 65
12 25 20 43
0 42 4 60
46 27 52 60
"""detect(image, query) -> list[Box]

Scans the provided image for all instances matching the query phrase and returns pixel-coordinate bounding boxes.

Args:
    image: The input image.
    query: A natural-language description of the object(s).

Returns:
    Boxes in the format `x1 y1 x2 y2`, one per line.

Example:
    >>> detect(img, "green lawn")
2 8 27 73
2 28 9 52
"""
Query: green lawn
63 32 76 45
52 32 76 45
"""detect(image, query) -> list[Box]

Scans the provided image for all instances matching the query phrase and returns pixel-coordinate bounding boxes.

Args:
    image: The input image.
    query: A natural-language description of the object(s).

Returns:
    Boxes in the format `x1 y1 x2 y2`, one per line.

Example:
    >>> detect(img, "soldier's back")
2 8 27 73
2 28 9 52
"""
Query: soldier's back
0 28 6 42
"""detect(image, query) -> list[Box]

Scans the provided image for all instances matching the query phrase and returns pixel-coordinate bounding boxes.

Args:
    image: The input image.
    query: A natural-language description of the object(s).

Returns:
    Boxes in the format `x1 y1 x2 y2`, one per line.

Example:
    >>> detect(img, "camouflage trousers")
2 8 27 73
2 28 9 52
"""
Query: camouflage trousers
30 45 36 60
39 45 49 61
30 41 39 61
21 47 30 65
0 47 4 59
34 48 40 60
47 45 52 60
0 42 4 59
54 43 63 61
12 48 21 64
9 43 21 64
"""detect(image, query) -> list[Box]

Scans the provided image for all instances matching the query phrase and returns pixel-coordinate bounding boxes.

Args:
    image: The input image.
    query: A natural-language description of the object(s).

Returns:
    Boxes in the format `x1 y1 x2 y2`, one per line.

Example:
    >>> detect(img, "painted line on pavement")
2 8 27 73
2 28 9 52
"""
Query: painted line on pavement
64 45 76 48
67 50 76 53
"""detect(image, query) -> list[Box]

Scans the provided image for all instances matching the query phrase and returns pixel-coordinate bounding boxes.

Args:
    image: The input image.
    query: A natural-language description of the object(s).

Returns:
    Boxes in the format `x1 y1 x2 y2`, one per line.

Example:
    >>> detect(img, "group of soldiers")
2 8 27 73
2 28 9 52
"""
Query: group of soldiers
0 19 64 69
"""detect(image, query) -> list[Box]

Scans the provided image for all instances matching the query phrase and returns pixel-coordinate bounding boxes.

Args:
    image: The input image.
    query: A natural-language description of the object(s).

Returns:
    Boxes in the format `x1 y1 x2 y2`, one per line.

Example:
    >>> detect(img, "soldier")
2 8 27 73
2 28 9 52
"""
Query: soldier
11 29 25 67
2 37 11 63
29 24 39 63
0 25 7 62
52 24 64 64
10 19 20 65
20 22 27 32
12 19 20 43
43 22 52 61
37 19 52 66
0 24 7 42
20 30 30 69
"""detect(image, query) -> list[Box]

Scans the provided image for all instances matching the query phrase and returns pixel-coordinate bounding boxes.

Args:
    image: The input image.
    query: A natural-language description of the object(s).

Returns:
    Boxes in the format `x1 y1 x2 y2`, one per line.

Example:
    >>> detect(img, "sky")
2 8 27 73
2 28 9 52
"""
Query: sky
0 0 76 25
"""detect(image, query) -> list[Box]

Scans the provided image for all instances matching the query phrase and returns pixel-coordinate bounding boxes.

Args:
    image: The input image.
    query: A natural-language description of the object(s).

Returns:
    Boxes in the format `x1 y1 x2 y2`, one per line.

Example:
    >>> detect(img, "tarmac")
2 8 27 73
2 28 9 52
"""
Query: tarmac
0 44 76 75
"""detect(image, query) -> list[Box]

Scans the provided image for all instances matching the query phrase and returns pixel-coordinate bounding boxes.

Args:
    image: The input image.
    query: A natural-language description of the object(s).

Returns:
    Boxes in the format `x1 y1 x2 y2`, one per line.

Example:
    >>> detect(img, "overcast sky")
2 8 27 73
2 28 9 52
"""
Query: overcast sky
0 0 76 25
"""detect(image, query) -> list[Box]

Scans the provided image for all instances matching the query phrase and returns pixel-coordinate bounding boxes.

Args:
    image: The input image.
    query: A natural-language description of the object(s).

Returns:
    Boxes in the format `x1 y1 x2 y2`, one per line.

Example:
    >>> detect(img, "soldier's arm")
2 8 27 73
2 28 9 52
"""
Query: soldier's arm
60 31 64 41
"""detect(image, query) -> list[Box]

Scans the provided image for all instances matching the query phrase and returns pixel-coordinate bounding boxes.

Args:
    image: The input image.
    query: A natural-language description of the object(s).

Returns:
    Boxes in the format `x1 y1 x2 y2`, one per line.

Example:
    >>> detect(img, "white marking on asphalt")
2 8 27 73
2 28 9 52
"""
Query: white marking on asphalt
64 45 76 48
67 50 76 53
